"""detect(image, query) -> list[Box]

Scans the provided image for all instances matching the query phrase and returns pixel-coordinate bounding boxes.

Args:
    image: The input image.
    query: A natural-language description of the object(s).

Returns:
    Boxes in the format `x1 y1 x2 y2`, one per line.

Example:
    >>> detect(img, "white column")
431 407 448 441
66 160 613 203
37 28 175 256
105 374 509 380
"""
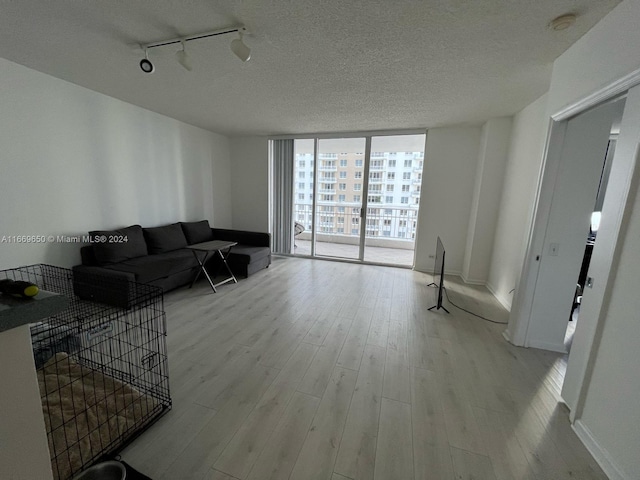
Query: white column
462 118 512 284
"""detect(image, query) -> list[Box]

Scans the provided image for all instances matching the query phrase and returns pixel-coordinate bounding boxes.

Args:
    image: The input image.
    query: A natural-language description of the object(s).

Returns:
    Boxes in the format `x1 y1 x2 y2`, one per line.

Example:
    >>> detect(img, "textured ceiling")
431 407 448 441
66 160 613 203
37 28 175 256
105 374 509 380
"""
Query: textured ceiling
0 0 621 136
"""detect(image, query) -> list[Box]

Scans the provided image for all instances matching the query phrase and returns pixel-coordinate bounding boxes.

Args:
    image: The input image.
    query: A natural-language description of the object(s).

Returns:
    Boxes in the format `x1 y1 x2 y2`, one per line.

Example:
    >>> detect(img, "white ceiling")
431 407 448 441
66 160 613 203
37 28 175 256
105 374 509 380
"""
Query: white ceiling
0 0 621 136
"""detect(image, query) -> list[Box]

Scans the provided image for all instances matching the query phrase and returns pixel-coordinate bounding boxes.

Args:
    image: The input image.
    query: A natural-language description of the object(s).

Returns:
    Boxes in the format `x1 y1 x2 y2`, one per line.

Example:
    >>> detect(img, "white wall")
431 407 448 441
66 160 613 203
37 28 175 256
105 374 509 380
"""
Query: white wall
0 57 232 270
548 0 640 115
414 126 482 274
211 137 233 229
229 136 270 232
462 118 512 284
579 160 640 478
487 94 549 309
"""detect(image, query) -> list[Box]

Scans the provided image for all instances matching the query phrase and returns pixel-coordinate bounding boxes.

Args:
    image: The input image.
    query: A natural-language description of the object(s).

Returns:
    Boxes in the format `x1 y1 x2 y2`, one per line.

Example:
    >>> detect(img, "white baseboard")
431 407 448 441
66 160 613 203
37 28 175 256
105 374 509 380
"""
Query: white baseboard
486 282 512 311
459 272 485 285
502 329 511 342
573 420 628 480
525 339 568 353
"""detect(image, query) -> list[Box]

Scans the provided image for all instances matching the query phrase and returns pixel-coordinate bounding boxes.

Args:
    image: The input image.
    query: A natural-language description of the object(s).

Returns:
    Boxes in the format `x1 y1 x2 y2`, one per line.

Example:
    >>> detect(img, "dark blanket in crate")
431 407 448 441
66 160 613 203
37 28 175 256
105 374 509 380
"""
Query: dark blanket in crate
38 352 159 480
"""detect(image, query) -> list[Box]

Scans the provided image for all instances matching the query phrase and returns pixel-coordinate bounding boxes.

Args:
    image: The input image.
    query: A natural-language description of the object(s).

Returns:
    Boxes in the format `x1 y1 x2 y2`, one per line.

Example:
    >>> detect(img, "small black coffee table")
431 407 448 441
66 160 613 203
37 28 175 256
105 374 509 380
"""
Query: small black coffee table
186 240 238 292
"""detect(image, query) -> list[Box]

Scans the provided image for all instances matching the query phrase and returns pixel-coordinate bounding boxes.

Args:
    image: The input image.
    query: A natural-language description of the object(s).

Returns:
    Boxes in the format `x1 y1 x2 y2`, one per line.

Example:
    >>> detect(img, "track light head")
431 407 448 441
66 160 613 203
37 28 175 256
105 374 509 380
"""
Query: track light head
139 48 154 73
230 31 251 62
175 40 193 71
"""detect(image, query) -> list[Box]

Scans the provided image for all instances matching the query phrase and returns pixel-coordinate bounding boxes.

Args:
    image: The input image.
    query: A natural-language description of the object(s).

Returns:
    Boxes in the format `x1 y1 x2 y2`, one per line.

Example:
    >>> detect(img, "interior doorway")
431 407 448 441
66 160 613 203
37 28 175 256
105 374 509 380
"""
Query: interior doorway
508 81 640 419
509 96 627 354
565 134 618 352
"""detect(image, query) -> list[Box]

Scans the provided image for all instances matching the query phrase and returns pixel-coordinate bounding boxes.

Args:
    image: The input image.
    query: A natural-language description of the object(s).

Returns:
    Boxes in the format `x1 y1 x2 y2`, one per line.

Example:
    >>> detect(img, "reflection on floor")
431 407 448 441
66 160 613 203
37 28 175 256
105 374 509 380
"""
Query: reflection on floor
565 306 579 352
294 239 415 266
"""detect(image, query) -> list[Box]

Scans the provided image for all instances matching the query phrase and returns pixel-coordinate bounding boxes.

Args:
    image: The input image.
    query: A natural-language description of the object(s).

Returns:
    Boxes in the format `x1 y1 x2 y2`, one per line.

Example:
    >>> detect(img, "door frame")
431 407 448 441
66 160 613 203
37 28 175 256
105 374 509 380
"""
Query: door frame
507 66 640 418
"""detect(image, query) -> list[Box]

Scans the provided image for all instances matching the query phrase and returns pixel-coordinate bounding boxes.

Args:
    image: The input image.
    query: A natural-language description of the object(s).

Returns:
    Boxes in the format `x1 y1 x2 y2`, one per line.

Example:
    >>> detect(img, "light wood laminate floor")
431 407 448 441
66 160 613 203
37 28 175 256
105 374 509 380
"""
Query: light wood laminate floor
121 256 606 480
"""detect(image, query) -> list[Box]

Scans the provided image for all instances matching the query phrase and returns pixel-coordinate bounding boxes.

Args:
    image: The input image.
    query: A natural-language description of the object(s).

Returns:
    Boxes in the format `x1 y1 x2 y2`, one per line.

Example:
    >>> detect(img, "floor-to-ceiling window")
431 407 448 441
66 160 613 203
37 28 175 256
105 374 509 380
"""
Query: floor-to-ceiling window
288 132 426 267
363 135 425 264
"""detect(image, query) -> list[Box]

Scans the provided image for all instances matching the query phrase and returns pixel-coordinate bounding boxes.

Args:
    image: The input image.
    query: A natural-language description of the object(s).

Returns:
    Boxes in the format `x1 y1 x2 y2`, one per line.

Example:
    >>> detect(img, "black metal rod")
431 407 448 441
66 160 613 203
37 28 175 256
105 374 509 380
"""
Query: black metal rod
144 26 242 51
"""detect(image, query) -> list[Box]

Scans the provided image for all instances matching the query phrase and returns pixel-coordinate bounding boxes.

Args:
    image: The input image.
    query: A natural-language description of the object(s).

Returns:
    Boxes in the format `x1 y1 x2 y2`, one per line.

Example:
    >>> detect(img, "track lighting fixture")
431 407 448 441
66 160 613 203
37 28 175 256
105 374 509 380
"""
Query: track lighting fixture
175 40 192 71
138 25 249 74
230 30 251 62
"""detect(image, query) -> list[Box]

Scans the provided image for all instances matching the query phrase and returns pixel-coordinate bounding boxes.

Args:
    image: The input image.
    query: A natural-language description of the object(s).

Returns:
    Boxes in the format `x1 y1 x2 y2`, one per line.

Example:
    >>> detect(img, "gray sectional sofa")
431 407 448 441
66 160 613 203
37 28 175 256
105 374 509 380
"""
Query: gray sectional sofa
72 220 270 306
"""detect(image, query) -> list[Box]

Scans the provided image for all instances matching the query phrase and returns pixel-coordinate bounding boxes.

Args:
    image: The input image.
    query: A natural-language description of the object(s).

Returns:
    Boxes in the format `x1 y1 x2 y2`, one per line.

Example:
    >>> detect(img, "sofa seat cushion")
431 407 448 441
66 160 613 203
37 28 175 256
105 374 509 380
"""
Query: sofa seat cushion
181 220 213 245
89 224 148 265
143 223 188 254
102 249 198 284
228 244 270 265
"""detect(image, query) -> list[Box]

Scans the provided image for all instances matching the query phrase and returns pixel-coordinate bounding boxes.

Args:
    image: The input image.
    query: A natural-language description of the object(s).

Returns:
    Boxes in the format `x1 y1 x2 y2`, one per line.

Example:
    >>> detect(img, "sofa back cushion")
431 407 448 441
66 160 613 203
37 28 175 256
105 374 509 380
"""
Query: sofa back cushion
143 223 188 254
90 224 148 265
181 220 213 245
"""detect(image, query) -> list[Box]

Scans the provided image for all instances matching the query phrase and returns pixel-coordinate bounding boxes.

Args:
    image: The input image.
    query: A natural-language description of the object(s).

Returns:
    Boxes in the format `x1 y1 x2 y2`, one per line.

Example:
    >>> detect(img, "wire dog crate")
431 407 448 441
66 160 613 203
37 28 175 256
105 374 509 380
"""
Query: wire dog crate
0 264 171 480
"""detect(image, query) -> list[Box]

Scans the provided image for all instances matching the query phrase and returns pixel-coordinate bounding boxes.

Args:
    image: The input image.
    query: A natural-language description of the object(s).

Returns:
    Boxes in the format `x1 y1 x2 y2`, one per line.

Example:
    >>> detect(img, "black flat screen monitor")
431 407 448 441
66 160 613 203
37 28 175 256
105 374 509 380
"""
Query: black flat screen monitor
428 236 449 313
